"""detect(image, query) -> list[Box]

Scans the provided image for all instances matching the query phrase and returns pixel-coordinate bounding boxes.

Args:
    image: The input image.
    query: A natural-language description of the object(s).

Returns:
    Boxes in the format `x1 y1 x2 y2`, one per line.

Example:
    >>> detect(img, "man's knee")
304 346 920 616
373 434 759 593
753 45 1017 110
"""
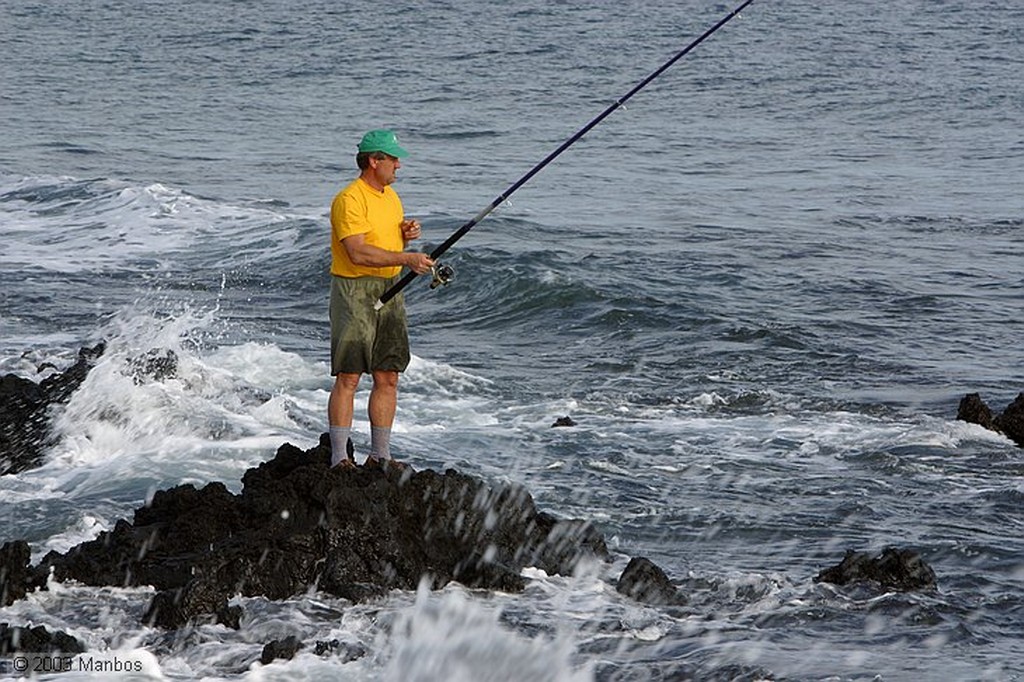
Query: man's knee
333 373 361 394
371 370 399 391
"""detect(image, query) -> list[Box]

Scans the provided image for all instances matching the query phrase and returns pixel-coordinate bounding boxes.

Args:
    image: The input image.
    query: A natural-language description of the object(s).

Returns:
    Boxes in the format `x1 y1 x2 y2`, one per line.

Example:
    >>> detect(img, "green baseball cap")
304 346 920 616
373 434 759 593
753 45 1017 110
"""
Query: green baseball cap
357 129 408 158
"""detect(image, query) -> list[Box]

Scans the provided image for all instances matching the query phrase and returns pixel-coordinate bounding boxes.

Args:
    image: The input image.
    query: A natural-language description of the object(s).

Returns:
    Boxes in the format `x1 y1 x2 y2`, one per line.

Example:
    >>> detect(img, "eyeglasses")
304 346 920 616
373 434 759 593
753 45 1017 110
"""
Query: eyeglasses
372 153 399 163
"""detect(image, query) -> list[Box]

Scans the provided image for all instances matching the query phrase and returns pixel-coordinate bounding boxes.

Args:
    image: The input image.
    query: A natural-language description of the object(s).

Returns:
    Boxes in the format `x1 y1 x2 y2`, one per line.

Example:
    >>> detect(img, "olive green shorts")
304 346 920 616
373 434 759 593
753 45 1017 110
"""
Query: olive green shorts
330 275 410 375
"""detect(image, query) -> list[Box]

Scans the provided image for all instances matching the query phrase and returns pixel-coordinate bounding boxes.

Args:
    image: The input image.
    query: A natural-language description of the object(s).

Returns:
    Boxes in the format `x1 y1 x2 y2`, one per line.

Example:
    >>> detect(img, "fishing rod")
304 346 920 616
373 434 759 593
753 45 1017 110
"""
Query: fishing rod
374 0 756 311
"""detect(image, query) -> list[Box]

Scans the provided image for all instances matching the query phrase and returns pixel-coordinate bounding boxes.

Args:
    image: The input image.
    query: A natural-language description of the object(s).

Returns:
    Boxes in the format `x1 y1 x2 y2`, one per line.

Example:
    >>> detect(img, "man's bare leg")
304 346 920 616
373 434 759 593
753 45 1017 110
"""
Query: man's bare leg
328 373 360 467
368 369 399 461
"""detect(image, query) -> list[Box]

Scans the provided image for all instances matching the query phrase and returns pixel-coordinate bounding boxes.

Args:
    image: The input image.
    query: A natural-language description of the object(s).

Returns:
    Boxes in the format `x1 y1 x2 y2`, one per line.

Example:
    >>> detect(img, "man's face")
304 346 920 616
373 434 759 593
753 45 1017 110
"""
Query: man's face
371 153 401 186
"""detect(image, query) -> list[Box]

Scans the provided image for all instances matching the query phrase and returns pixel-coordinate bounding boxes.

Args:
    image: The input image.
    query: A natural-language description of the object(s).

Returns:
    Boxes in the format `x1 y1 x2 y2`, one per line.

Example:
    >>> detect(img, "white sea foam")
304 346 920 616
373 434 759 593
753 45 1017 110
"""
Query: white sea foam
382 581 592 682
30 513 111 564
0 175 295 272
6 300 533 502
15 307 312 500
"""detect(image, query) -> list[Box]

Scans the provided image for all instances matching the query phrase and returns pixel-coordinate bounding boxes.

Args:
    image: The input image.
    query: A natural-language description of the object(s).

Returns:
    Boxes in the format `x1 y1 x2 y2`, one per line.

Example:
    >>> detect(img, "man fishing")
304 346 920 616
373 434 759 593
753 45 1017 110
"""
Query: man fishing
327 129 434 470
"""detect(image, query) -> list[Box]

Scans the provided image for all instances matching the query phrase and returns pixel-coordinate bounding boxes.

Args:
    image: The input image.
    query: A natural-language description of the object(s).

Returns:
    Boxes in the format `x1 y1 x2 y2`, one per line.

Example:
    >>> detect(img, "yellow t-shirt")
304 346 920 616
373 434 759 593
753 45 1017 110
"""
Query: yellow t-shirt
330 177 404 278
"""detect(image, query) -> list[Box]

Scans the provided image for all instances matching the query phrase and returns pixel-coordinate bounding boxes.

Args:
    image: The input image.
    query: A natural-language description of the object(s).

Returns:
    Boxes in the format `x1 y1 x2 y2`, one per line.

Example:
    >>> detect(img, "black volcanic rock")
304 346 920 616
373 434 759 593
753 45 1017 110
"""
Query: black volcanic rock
0 623 85 655
0 541 32 607
29 434 608 628
957 393 997 431
259 636 364 665
0 343 105 475
814 548 937 592
143 577 243 630
993 393 1024 447
126 348 179 385
957 391 1024 447
616 556 686 606
260 636 303 665
313 638 365 662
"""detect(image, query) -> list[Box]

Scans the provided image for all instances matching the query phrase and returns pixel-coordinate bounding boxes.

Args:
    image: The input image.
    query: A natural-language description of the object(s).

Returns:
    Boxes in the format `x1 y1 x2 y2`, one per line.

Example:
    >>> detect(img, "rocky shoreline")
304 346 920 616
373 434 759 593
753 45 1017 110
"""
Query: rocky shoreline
1 344 1003 667
4 435 608 625
0 434 942 665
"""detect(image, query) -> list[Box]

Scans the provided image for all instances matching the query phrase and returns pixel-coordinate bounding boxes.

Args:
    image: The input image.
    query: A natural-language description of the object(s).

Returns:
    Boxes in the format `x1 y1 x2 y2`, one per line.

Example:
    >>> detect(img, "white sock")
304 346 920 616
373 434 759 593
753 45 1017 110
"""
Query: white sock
369 426 392 461
329 426 352 467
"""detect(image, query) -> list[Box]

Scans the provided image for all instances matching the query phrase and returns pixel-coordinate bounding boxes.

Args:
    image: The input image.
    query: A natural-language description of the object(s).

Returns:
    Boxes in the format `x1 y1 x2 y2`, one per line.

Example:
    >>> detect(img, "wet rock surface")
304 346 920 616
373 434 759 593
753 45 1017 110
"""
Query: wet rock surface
814 547 938 592
260 636 304 665
0 343 106 475
19 435 607 628
0 623 85 655
616 556 687 606
0 541 32 607
957 391 1024 447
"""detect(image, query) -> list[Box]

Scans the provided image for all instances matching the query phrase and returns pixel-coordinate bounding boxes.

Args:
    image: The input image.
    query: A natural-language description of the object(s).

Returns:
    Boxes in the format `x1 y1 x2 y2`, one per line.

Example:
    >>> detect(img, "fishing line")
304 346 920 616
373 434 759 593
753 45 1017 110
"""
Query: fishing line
375 0 757 310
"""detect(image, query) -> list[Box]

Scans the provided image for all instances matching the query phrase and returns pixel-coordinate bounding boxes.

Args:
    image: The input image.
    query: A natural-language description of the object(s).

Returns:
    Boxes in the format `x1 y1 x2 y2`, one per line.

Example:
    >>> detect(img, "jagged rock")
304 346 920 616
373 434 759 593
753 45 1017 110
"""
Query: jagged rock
29 434 608 627
957 393 997 431
0 623 85 655
262 636 365 664
814 548 937 591
616 556 686 606
314 638 365 662
260 636 365 665
0 343 106 475
0 541 32 607
993 393 1024 447
142 578 242 630
260 636 303 665
313 639 338 656
552 416 576 427
957 391 1024 447
126 348 179 384
37 343 106 404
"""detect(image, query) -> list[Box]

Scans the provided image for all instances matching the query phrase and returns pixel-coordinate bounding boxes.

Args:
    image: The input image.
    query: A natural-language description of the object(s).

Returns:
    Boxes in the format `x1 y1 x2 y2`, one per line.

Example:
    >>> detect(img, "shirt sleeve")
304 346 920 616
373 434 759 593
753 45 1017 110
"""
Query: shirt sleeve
330 189 370 241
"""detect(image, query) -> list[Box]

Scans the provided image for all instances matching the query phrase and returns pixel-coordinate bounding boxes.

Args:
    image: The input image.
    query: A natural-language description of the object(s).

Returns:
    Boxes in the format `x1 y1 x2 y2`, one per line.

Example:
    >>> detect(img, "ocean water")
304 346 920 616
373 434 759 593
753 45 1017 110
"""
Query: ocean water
2 0 1023 680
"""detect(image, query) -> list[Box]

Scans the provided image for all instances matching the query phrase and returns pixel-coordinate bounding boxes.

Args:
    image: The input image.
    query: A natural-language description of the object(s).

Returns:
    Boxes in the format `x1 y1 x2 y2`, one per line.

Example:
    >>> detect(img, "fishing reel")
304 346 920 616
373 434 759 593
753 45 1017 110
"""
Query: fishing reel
429 263 455 289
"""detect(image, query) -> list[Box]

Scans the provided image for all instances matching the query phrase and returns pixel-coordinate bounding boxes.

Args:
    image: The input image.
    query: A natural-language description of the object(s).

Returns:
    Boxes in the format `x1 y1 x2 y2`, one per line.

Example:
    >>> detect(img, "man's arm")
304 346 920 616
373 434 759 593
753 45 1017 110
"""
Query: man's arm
342 233 434 274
